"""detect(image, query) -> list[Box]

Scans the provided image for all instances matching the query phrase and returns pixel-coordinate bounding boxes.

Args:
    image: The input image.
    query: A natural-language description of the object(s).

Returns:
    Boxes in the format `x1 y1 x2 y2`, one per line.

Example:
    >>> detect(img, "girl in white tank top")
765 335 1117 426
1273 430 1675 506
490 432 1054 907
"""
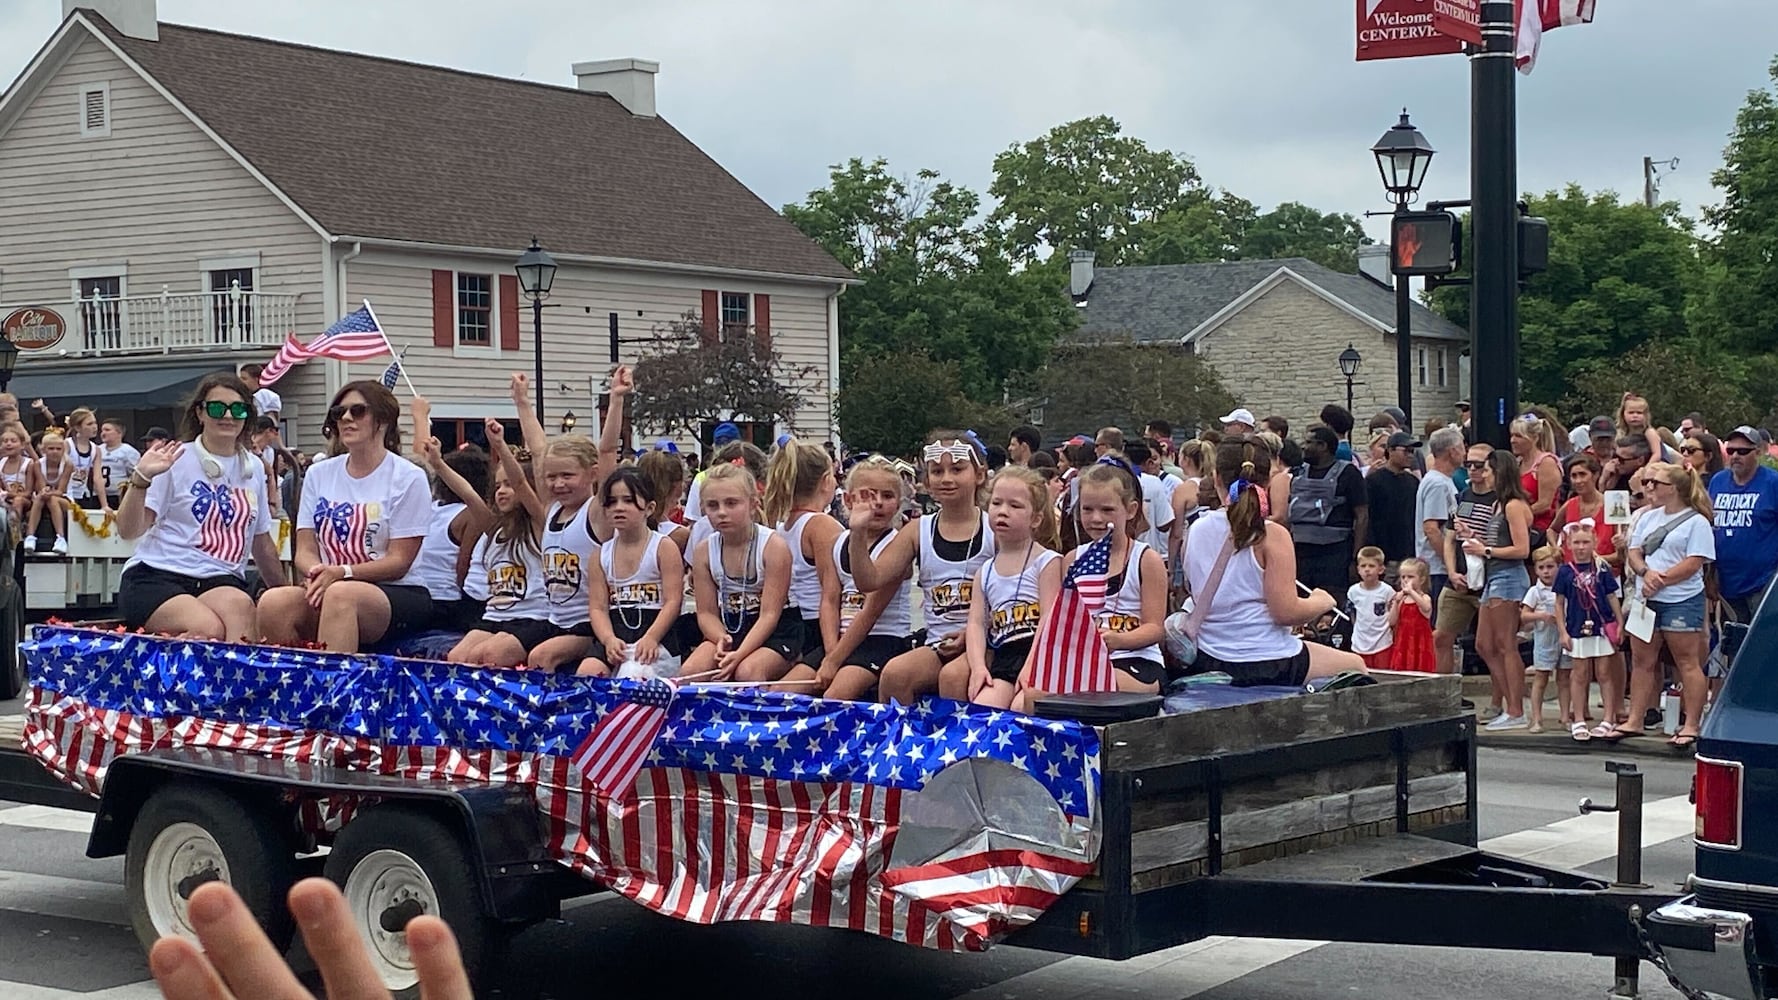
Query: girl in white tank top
582 468 685 678
1054 461 1168 694
765 438 841 666
810 461 920 700
446 435 550 668
963 468 1064 710
684 464 800 682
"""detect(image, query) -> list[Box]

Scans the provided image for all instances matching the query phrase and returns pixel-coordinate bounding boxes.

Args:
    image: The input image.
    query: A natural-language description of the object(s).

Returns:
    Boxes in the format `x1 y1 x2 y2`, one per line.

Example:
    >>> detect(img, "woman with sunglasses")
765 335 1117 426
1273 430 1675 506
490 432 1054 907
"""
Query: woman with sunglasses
258 382 433 653
1605 462 1716 747
1679 432 1725 479
1454 448 1535 731
115 373 286 639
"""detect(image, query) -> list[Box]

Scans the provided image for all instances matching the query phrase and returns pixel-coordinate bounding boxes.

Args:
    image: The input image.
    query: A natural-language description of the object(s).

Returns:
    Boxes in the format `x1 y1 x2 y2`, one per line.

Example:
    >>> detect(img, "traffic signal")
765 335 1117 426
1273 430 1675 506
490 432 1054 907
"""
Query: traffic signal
1390 211 1460 277
1518 215 1549 277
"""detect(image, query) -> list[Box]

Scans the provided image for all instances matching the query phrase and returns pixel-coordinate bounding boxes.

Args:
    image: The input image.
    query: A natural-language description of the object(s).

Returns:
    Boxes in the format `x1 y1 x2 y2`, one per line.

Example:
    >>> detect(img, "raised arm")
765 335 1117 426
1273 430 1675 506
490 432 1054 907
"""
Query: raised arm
597 366 631 480
508 374 550 495
483 419 545 526
417 434 492 527
846 500 918 593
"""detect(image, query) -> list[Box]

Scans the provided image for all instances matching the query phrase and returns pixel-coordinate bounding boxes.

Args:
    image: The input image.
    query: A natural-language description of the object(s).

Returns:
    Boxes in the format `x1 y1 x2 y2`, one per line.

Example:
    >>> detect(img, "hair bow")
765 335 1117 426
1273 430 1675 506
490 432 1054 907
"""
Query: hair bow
964 429 985 453
189 481 239 523
313 497 356 538
1227 477 1252 504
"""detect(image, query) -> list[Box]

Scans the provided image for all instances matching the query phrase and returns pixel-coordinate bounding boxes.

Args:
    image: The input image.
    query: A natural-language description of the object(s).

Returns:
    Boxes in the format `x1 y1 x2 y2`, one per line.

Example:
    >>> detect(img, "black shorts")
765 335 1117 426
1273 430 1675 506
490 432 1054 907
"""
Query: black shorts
724 608 805 662
1113 654 1167 687
840 634 914 674
375 584 435 643
75 495 102 511
989 638 1034 684
433 596 485 631
798 617 825 668
118 563 250 630
1193 644 1312 688
472 616 557 652
583 608 683 664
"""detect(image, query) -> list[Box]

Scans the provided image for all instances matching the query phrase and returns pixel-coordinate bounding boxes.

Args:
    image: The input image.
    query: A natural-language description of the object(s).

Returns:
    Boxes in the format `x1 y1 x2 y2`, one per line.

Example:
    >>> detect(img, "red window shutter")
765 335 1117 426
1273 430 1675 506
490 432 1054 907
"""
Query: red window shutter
701 289 719 346
753 293 771 353
431 270 454 347
499 274 520 351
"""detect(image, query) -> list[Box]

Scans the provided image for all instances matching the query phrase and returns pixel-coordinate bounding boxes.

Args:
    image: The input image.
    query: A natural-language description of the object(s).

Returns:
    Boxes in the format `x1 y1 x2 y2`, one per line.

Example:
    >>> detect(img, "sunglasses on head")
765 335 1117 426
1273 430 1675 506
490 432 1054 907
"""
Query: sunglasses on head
202 400 250 420
326 402 371 424
1727 446 1757 456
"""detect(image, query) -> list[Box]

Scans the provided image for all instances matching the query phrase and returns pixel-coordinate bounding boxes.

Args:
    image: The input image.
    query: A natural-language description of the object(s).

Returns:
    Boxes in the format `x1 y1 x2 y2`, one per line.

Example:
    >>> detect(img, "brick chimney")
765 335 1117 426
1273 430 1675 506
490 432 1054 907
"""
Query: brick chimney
1357 243 1392 288
1069 250 1096 303
64 0 158 40
572 59 658 117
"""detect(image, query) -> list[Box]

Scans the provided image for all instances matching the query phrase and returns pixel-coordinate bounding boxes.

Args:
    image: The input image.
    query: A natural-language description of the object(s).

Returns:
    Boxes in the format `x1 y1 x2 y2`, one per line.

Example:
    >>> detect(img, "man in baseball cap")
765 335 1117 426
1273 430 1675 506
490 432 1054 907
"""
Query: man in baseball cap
1220 407 1256 434
712 421 741 446
1712 425 1778 663
143 426 173 448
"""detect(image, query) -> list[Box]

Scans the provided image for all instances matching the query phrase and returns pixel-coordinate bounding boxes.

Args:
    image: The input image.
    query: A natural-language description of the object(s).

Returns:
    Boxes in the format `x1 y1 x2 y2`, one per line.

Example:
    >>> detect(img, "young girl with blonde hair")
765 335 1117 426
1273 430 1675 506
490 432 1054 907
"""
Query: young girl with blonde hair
684 462 801 681
956 466 1061 709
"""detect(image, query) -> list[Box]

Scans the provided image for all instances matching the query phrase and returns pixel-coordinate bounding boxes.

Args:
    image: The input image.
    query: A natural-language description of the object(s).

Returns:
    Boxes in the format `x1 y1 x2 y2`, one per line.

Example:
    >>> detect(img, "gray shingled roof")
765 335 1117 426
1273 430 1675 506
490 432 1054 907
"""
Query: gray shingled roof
85 15 852 282
1074 257 1467 344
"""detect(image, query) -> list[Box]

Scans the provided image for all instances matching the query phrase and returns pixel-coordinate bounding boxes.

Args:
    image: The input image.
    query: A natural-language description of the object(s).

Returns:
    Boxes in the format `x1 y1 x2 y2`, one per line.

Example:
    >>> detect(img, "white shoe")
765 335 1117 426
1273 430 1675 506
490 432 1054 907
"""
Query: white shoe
21 537 35 553
1485 713 1529 731
51 536 67 555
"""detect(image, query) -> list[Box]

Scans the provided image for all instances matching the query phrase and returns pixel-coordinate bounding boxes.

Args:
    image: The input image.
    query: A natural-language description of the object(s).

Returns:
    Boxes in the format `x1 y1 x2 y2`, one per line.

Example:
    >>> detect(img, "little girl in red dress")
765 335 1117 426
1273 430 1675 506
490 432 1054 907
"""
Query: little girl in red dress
1390 558 1436 672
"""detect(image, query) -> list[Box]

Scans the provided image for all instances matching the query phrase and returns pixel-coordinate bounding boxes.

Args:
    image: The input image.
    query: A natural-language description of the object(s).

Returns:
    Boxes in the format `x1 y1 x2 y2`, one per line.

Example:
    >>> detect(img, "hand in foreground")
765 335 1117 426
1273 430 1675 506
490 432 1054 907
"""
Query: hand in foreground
149 878 470 1000
609 365 633 397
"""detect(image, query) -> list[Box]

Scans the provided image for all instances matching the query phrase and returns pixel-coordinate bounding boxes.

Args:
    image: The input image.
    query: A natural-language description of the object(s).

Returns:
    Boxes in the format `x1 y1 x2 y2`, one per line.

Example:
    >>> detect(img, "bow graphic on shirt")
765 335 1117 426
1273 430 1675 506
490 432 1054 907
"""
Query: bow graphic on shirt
189 482 238 523
313 498 357 539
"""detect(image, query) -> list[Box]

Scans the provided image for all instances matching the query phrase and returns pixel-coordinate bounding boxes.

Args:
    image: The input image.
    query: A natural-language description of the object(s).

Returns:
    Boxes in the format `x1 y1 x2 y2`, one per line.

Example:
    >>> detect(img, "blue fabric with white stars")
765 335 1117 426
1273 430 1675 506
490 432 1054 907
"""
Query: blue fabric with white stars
24 627 1099 815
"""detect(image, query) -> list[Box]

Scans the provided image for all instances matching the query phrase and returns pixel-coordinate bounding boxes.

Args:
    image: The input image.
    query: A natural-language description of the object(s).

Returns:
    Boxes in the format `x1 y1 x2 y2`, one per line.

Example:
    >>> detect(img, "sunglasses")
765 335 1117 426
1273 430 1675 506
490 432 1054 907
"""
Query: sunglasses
1727 446 1757 456
326 402 371 424
1679 445 1703 454
1463 460 1488 470
202 400 250 420
1631 492 1646 501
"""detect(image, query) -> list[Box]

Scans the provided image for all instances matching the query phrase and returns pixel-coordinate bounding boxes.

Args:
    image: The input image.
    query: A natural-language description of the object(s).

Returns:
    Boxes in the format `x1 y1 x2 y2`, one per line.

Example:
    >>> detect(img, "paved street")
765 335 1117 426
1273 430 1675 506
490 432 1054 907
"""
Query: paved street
0 691 1701 1000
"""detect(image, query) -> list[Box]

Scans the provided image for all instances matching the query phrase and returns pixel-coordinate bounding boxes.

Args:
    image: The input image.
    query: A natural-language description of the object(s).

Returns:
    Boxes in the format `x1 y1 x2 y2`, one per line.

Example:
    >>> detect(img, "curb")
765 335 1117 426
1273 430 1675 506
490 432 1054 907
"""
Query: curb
1460 676 1696 758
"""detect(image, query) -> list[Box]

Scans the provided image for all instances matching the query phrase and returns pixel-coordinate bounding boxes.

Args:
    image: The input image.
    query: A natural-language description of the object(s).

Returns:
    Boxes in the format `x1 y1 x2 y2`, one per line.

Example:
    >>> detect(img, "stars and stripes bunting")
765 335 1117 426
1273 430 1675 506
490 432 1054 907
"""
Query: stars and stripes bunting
19 626 1100 953
1026 532 1117 694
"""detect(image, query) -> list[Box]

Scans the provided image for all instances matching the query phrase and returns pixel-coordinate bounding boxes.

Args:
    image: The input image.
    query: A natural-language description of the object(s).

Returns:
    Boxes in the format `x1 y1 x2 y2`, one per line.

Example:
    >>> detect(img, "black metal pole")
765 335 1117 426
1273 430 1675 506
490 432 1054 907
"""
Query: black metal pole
1470 1 1519 449
1394 208 1414 429
608 311 620 364
531 297 544 425
1345 376 1355 436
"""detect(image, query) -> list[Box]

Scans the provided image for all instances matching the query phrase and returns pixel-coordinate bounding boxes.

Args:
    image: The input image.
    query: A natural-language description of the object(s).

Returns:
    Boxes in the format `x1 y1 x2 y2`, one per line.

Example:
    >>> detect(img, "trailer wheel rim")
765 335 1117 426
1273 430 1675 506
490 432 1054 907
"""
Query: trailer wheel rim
343 848 436 991
143 822 230 943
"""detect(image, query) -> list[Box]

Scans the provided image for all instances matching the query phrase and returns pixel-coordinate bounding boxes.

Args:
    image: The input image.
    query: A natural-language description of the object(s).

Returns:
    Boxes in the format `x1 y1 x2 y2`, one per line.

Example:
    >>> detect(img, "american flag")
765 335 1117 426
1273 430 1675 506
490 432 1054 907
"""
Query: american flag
1516 0 1595 74
571 676 678 795
20 626 1100 953
260 306 390 384
379 358 403 389
1026 533 1117 694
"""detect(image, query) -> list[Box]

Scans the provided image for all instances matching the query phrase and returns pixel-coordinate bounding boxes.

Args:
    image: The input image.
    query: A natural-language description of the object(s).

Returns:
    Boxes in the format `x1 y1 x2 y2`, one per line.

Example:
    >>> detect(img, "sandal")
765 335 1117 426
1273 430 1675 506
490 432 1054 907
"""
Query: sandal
1670 733 1699 749
1595 727 1646 743
1570 722 1592 742
1589 722 1618 739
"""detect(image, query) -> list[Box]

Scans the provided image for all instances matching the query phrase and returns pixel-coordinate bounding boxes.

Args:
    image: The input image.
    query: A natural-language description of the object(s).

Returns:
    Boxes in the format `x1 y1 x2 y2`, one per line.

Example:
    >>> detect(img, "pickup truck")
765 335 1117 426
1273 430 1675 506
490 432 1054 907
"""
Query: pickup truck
1645 597 1778 1000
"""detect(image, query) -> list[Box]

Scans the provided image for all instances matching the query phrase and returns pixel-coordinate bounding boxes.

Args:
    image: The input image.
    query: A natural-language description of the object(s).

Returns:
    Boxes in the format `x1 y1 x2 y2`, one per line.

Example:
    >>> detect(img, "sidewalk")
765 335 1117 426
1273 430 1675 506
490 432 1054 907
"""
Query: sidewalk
1461 676 1697 758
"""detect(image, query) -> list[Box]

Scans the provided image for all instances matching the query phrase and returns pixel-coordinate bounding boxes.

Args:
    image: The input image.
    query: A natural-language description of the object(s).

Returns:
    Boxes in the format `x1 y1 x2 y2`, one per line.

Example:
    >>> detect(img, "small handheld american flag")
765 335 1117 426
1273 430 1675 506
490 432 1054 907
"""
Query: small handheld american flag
379 357 403 389
260 305 391 384
571 676 680 796
1026 533 1117 694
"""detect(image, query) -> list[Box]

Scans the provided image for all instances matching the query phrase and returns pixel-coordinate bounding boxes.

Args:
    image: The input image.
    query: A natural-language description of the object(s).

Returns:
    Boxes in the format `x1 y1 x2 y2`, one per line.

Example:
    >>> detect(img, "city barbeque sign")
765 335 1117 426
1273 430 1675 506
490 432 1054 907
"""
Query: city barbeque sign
1 307 67 351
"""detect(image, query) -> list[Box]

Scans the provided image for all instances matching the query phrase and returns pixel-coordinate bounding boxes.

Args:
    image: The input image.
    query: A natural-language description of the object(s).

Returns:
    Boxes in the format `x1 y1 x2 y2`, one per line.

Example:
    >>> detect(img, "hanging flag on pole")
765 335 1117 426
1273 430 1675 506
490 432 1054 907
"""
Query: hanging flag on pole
260 306 390 384
1516 0 1596 75
1026 532 1117 695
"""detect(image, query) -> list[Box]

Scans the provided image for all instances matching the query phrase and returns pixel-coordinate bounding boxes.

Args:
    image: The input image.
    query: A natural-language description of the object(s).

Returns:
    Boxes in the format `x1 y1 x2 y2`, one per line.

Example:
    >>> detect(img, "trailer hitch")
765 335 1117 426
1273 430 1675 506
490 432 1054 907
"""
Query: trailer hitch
1579 761 1649 999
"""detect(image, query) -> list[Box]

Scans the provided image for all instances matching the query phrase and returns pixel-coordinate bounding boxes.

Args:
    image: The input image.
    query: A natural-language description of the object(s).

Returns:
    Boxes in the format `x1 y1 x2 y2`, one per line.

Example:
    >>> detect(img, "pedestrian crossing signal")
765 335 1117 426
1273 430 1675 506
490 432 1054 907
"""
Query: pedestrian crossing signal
1390 211 1460 277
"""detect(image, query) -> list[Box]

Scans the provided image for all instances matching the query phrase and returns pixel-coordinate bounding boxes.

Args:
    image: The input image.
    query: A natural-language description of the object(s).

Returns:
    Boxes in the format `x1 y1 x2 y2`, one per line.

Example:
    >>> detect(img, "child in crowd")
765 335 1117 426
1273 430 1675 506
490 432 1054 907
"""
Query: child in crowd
1555 520 1624 742
446 421 547 667
1348 546 1396 669
684 463 801 682
1056 458 1166 693
1617 393 1673 463
765 438 842 673
0 423 42 532
1519 546 1565 733
581 467 684 678
957 466 1061 710
27 431 72 554
1389 558 1436 672
804 458 915 700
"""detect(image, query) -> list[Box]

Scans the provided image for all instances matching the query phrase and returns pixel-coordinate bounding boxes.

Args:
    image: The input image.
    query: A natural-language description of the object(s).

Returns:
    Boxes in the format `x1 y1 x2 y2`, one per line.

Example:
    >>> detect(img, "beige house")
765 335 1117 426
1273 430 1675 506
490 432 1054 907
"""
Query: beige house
0 1 852 450
1070 248 1468 437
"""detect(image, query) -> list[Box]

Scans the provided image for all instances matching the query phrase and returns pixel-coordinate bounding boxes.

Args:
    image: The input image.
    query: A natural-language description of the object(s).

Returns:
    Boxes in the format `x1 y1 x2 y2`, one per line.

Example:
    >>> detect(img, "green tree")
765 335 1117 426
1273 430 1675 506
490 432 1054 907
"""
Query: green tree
628 312 813 439
833 350 973 457
1237 202 1370 272
987 116 1204 265
784 158 1073 403
1429 185 1699 406
1565 340 1759 432
1694 56 1778 353
1033 334 1236 440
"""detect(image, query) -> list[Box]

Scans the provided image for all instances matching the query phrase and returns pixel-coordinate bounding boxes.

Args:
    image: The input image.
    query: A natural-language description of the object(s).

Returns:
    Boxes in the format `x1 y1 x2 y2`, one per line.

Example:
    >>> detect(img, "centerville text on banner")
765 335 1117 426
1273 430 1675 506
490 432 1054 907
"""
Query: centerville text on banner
1356 0 1466 61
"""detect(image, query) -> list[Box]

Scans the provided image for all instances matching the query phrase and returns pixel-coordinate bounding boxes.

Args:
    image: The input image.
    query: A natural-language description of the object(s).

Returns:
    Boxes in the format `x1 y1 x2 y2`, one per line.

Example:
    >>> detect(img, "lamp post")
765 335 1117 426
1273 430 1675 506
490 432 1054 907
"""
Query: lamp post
1338 343 1362 440
1371 109 1435 430
0 333 19 395
513 238 558 426
560 411 577 435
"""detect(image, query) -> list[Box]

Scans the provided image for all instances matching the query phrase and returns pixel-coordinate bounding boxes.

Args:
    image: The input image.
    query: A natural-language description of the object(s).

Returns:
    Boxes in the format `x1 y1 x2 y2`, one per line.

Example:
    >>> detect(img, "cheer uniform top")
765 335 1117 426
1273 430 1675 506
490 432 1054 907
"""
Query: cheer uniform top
703 525 803 660
830 529 915 671
1077 538 1165 683
916 512 996 646
778 511 825 659
977 545 1061 684
464 529 553 651
600 532 681 654
542 500 599 633
38 456 69 496
66 439 96 501
0 456 30 504
411 502 468 605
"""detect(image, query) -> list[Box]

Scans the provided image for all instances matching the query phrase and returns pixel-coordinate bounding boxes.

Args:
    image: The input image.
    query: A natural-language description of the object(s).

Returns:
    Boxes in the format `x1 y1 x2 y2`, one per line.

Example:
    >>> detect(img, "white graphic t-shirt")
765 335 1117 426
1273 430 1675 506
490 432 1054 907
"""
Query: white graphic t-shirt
126 446 272 579
99 443 141 498
298 452 430 585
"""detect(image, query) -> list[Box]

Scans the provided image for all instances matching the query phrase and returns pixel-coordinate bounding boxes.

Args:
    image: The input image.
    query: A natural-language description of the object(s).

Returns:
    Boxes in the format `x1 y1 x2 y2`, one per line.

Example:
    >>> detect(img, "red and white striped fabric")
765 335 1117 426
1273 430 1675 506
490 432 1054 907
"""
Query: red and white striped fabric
1516 0 1597 75
258 306 390 384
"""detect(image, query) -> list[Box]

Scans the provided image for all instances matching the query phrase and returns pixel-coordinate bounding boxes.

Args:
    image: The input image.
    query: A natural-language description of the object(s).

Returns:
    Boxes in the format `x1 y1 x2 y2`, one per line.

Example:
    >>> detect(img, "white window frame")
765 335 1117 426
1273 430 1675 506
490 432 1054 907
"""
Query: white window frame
1416 346 1428 387
68 263 128 353
451 270 500 360
200 255 262 344
1436 348 1448 387
78 82 110 138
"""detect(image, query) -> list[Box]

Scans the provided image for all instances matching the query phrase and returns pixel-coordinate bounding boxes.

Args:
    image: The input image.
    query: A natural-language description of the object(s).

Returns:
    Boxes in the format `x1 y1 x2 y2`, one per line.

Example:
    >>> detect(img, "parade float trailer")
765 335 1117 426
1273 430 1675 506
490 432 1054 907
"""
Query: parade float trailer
0 625 1698 999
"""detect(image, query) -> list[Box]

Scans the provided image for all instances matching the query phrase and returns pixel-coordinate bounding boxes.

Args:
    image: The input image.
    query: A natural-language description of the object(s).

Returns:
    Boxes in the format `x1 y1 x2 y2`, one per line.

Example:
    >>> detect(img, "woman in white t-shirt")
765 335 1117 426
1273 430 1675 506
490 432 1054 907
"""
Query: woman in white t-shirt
257 381 433 653
115 373 285 639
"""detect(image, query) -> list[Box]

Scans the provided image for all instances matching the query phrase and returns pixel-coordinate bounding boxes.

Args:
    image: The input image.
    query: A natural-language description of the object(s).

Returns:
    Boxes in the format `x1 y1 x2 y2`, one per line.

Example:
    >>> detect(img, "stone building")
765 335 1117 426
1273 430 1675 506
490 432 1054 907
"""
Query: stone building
1069 247 1468 436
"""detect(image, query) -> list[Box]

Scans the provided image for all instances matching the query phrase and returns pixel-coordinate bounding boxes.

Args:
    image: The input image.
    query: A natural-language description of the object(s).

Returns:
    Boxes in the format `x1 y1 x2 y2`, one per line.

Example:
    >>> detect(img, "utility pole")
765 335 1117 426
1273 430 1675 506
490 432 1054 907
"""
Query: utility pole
1469 0 1519 450
1644 156 1656 209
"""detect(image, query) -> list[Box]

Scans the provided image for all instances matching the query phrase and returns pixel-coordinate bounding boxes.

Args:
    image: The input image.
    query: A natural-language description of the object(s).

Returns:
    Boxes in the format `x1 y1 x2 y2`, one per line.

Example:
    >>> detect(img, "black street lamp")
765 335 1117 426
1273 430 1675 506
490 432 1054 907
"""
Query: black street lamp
1338 343 1362 440
1372 109 1434 430
0 333 19 394
514 238 558 426
560 411 577 435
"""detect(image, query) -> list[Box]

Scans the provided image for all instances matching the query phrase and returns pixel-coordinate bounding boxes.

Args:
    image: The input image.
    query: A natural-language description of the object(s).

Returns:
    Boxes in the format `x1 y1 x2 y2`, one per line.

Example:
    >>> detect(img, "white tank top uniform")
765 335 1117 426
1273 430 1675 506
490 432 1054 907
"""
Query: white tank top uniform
703 525 803 660
1183 511 1307 685
1077 538 1164 680
917 513 996 647
465 530 551 625
542 500 599 631
66 440 96 501
39 455 69 497
411 502 467 608
830 529 915 671
600 532 682 656
778 511 828 660
977 544 1062 683
0 455 29 504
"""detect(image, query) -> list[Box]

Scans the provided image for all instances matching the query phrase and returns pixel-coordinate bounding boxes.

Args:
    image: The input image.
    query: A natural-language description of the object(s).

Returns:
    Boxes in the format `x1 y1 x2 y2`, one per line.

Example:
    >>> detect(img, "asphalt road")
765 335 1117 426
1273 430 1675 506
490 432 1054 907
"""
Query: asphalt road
0 685 1702 1000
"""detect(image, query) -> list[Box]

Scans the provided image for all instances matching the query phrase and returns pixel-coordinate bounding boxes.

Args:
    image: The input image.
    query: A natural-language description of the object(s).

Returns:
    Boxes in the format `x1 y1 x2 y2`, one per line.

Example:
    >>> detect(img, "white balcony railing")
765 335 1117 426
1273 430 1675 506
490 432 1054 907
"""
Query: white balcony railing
4 285 302 356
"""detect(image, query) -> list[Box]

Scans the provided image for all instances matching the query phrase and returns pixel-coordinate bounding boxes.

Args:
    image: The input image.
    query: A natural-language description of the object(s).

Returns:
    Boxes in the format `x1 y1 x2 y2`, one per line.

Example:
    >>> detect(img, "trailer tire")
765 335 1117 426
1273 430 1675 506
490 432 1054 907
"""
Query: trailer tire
0 586 24 701
323 804 494 998
125 783 296 956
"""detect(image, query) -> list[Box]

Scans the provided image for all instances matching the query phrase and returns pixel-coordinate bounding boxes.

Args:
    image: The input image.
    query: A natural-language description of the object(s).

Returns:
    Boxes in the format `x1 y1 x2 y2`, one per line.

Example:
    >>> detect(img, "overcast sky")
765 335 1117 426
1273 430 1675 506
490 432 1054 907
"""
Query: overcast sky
3 0 1774 248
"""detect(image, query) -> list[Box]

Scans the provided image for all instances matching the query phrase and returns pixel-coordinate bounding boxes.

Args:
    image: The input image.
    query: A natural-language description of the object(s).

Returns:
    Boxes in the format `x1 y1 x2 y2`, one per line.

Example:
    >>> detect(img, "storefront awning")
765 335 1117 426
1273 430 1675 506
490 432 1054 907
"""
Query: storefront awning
7 363 232 410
